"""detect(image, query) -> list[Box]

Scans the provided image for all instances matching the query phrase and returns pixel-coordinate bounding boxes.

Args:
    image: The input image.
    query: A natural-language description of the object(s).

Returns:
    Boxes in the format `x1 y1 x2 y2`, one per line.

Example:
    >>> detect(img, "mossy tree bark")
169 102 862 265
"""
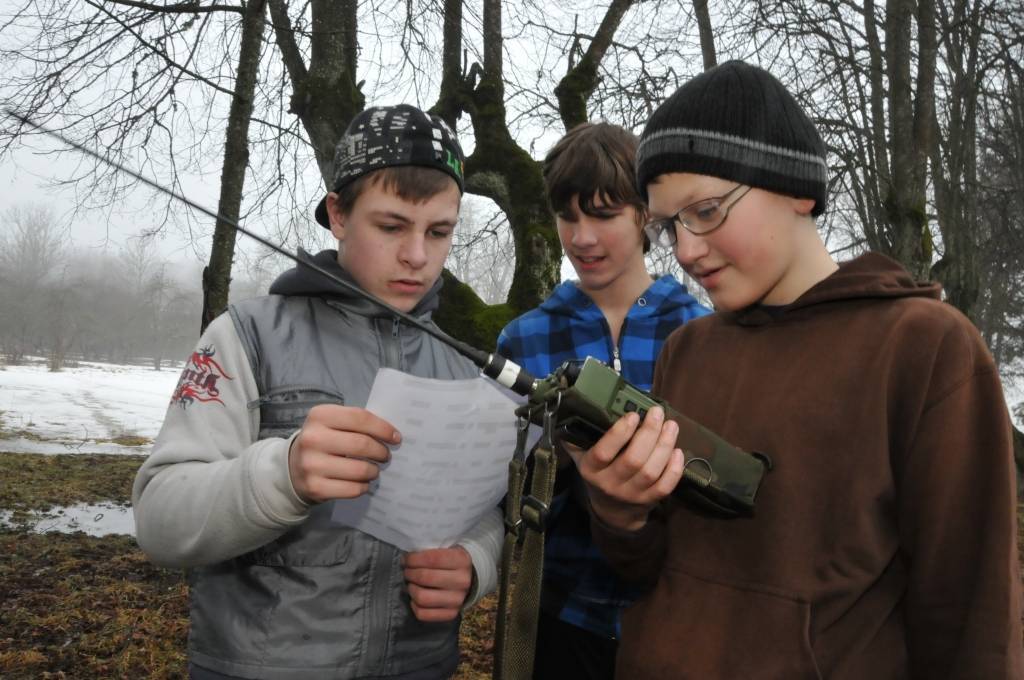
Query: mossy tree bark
553 0 636 130
431 0 642 348
436 0 560 332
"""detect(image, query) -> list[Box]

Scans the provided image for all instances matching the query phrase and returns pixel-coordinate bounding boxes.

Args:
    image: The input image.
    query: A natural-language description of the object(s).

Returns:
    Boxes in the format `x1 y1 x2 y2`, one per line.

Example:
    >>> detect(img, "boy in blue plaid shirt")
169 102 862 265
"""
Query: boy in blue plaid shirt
495 122 709 679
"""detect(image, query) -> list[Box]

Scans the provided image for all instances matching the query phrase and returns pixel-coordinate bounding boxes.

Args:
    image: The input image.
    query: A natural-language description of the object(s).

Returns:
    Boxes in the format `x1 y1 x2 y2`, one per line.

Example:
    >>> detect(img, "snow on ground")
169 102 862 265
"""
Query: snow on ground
0 358 180 455
0 358 176 534
0 502 135 537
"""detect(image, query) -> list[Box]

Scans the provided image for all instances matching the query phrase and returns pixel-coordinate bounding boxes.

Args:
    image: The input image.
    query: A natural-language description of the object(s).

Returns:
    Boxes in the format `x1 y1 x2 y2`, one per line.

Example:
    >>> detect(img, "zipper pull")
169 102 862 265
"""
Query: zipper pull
612 347 621 373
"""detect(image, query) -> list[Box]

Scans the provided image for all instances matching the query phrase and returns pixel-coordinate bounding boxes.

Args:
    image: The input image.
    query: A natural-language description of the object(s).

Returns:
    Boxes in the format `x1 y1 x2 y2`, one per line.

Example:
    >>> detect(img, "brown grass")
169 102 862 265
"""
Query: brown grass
0 528 495 679
0 452 493 678
0 530 189 678
0 452 141 524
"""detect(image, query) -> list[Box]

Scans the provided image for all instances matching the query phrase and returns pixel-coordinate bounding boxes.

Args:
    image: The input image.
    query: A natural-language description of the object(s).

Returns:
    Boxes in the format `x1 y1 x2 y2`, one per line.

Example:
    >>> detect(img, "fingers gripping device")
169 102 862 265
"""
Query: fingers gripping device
521 357 771 519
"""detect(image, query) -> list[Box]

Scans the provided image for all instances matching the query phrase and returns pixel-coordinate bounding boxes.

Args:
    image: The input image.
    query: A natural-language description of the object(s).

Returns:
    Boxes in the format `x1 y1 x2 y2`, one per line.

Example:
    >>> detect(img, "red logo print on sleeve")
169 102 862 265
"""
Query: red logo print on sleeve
171 346 235 408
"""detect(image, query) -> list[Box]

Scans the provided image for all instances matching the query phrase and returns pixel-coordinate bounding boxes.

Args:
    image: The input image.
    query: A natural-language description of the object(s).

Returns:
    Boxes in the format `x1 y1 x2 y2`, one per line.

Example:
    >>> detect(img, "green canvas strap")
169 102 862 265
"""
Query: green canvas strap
494 404 558 680
494 416 529 678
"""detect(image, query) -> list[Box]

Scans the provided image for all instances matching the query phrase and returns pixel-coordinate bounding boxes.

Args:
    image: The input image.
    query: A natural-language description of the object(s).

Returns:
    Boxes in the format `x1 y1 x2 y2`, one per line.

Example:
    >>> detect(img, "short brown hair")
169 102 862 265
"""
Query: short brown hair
543 122 644 220
333 165 458 217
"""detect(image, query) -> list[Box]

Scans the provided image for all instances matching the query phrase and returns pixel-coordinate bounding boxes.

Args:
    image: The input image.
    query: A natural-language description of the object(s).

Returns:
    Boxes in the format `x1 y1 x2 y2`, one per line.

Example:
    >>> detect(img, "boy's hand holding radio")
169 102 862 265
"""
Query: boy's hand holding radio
565 405 684 531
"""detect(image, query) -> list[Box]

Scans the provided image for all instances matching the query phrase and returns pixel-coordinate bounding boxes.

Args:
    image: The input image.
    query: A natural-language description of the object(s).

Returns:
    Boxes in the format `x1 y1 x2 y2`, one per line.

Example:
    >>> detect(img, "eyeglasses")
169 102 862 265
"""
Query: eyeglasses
643 184 752 248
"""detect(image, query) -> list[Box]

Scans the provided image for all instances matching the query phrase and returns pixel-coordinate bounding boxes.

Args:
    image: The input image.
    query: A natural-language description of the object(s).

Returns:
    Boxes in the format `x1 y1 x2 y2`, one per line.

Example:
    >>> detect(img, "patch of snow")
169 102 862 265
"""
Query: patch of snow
0 502 135 537
0 358 179 451
0 436 151 456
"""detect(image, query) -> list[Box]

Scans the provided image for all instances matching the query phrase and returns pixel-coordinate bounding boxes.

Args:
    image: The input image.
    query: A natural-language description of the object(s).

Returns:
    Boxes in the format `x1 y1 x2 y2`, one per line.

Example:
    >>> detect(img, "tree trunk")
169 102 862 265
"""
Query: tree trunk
692 0 717 70
200 0 268 333
470 0 560 316
880 0 935 281
268 0 364 182
928 0 986 320
430 0 560 342
431 0 643 348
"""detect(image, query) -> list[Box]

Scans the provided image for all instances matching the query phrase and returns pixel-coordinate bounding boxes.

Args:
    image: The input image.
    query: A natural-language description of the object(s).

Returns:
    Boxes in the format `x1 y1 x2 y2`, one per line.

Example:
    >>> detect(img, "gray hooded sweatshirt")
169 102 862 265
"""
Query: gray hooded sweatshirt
132 250 502 679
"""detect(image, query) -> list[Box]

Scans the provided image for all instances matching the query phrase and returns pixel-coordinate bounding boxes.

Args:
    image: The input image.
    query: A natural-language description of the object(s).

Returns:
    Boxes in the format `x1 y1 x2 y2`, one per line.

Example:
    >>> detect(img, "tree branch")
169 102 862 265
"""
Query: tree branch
103 0 243 14
86 0 236 96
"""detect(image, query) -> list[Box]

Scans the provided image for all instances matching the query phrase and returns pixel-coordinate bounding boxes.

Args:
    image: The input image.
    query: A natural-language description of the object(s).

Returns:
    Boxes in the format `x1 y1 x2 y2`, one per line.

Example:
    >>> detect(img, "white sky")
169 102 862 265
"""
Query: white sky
1 133 217 260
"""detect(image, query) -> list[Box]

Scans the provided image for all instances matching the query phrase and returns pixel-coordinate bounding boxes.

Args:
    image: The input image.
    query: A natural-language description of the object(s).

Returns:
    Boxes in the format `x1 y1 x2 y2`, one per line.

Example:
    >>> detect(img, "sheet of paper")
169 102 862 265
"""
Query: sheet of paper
331 368 525 551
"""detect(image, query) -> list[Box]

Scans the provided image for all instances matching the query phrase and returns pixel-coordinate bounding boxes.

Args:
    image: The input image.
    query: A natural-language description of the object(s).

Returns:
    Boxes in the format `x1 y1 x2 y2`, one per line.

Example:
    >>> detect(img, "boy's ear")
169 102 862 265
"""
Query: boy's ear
791 197 816 216
325 193 347 241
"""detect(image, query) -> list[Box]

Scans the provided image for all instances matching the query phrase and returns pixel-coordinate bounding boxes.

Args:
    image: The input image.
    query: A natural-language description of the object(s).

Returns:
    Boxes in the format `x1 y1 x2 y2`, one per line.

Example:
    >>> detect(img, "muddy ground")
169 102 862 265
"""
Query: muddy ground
0 452 493 679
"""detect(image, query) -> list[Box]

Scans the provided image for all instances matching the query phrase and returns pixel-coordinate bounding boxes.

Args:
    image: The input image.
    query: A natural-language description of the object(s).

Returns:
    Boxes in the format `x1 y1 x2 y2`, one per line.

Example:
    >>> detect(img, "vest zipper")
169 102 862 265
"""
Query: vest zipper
362 316 402 673
378 317 403 369
360 541 397 674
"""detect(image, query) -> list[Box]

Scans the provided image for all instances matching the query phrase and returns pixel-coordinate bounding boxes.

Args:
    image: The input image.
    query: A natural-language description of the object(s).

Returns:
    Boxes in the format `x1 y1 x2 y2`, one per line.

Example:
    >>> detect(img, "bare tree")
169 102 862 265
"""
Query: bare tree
929 2 1024 321
3 0 701 347
1 1 244 227
41 264 79 371
0 205 67 364
975 58 1024 483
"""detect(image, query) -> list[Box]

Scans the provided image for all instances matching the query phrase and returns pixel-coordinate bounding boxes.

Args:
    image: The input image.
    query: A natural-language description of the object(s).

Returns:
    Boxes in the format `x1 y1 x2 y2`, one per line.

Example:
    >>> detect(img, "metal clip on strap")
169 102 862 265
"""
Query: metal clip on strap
520 495 549 533
502 416 531 536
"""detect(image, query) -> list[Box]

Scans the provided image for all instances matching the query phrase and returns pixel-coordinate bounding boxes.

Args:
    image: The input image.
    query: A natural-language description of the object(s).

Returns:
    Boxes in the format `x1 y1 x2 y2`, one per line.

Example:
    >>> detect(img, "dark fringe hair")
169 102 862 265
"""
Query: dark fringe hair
543 122 644 221
334 166 457 216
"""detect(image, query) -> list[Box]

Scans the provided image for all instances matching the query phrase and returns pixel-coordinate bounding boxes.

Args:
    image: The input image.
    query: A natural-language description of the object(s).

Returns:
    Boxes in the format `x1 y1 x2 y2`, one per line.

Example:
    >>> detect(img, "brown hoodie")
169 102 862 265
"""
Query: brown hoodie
592 253 1023 679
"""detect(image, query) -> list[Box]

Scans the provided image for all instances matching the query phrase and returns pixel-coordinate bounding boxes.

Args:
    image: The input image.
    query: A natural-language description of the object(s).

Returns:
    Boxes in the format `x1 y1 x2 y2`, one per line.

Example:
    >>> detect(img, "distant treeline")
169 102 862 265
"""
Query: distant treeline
0 206 280 371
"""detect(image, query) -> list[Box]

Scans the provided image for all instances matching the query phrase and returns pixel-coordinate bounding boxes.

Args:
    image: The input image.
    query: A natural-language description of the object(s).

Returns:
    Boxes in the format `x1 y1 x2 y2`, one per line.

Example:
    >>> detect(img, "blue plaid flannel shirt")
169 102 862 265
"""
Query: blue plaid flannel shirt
496 275 710 639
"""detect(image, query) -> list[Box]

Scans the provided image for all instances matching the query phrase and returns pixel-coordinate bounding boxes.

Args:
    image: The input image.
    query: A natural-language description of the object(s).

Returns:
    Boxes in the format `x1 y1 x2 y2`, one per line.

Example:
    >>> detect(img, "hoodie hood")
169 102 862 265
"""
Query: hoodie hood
268 248 443 318
732 252 942 326
539 275 703 321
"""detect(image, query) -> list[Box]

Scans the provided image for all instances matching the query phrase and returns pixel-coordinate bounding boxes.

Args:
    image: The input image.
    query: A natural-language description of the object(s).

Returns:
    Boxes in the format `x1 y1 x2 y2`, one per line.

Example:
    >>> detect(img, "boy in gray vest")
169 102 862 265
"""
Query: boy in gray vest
133 104 502 680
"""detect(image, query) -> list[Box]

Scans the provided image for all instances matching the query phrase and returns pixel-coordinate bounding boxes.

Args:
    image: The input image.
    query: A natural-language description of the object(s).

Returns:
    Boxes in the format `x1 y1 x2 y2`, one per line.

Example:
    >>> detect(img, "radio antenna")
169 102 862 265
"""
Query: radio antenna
7 110 536 395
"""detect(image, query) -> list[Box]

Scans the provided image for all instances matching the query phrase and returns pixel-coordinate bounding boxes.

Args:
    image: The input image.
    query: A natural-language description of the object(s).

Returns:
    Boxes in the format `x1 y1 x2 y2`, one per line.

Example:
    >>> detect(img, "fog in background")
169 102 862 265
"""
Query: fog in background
0 197 567 369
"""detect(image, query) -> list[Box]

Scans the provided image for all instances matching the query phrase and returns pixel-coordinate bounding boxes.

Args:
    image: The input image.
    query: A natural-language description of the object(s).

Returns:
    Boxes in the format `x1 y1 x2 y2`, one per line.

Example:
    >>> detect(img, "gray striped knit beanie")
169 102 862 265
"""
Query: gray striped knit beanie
636 60 828 217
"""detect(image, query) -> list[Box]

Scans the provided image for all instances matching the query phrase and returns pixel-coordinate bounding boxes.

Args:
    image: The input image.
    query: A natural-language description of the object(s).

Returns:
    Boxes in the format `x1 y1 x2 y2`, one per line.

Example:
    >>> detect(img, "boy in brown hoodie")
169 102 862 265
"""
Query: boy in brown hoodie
567 60 1023 679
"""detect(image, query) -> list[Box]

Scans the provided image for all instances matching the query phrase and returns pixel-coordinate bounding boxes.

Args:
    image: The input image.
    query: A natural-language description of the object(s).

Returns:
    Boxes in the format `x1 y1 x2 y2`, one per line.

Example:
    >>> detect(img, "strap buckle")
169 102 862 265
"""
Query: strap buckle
520 494 549 533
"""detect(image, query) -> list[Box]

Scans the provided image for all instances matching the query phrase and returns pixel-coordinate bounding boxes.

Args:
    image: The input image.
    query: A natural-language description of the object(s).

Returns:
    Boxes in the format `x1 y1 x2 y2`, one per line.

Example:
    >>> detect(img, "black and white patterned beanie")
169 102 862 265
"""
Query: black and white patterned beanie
315 104 465 227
